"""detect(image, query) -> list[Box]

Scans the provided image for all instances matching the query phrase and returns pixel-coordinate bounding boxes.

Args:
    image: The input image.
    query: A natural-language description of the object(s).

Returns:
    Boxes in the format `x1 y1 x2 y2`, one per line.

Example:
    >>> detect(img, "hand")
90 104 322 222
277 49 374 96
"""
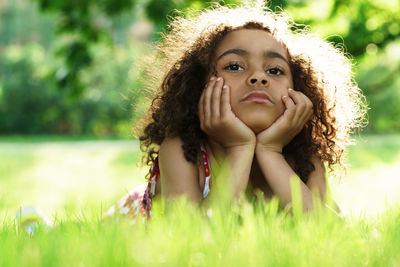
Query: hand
198 77 256 149
256 88 313 153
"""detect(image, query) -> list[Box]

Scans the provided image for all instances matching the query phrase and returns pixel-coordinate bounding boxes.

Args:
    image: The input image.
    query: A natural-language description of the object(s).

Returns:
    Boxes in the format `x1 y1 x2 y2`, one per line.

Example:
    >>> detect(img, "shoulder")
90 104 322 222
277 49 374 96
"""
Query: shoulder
159 136 191 167
158 136 202 201
159 137 196 164
159 136 185 151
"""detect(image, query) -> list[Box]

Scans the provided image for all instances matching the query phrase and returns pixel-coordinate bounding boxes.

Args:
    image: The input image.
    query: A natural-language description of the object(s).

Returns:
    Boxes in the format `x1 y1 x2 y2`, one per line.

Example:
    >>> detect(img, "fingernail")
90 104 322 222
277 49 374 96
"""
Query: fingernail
210 76 215 81
223 85 228 89
282 95 287 99
217 77 222 81
288 88 293 92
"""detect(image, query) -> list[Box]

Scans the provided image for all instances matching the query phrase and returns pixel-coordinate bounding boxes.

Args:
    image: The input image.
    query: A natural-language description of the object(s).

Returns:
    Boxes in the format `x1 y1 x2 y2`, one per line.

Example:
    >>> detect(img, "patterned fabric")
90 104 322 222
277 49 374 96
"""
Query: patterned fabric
103 145 212 222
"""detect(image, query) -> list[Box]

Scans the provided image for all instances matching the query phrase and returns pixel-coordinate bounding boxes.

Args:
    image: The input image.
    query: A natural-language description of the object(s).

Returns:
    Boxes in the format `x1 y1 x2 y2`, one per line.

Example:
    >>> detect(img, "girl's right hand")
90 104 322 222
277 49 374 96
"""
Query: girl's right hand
198 77 256 149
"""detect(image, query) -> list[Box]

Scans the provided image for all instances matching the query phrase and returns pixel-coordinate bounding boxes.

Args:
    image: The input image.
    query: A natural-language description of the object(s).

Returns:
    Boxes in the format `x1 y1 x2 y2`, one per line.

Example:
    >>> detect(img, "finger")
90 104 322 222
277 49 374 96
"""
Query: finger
288 88 308 121
220 84 231 120
211 77 223 118
203 77 216 123
282 95 296 121
284 93 306 133
295 91 313 122
288 88 305 106
302 94 314 120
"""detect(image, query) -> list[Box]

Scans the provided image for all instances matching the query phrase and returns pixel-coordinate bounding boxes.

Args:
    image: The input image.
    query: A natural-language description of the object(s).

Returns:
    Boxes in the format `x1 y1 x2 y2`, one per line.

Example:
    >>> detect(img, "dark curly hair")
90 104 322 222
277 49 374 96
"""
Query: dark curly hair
135 3 367 183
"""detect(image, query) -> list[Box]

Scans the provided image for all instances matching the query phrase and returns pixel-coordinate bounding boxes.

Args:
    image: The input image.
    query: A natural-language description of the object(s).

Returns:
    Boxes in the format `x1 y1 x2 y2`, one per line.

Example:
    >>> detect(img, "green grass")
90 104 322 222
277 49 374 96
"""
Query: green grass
330 134 400 217
0 138 147 221
0 134 400 266
348 134 400 168
2 200 400 266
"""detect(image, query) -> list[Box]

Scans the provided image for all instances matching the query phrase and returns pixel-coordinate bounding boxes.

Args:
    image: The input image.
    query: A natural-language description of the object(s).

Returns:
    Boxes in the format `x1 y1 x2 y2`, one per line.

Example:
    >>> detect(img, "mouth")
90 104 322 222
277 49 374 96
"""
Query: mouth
241 90 274 104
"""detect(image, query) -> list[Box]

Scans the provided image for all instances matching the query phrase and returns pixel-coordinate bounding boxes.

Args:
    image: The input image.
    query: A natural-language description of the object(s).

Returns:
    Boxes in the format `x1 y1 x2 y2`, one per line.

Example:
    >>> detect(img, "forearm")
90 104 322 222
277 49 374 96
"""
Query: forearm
255 148 313 210
212 144 255 200
227 145 255 198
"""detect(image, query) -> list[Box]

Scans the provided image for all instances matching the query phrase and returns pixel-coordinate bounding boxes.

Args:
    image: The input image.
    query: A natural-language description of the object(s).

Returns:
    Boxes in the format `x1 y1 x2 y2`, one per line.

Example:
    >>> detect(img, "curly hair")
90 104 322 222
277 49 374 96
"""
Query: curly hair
136 3 367 182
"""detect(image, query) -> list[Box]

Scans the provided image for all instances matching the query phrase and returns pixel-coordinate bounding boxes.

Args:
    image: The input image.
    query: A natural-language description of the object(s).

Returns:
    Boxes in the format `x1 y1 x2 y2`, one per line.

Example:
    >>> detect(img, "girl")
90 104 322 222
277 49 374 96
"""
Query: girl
104 2 366 220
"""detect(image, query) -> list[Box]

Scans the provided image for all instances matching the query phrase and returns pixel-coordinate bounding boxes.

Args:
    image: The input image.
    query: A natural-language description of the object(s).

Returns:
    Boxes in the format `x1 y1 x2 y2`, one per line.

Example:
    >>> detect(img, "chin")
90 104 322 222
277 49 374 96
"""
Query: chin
248 122 272 134
238 113 276 134
235 106 281 134
241 116 274 134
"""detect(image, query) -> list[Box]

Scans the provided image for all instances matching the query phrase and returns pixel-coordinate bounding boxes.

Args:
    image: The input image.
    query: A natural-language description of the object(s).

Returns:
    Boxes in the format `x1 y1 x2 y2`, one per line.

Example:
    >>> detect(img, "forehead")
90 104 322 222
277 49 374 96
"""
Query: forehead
215 29 288 60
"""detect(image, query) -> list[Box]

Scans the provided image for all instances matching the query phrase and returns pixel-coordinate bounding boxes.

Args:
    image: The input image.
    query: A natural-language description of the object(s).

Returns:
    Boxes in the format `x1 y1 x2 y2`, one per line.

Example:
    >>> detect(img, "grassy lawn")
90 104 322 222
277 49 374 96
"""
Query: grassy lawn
0 134 400 266
330 134 400 216
0 138 148 221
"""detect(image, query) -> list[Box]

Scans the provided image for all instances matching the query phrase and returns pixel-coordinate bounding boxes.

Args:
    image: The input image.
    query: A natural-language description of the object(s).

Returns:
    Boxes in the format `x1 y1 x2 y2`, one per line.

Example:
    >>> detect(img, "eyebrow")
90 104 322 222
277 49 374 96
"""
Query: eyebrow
216 48 289 65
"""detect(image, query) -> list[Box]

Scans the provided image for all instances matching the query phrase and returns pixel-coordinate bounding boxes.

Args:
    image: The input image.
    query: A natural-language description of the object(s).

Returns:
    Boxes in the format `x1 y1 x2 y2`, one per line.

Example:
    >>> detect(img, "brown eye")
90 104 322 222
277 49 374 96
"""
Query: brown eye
266 67 283 75
224 63 244 71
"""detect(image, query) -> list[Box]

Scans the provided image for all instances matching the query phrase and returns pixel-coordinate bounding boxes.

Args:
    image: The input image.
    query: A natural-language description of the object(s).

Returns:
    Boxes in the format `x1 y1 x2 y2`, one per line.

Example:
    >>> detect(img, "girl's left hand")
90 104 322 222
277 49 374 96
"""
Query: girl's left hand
256 88 313 153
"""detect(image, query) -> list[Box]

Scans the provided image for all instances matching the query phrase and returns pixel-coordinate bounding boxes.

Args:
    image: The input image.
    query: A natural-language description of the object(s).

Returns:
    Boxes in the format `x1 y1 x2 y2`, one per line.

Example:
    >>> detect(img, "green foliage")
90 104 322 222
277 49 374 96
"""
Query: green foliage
356 40 400 133
1 0 400 134
0 0 56 48
30 0 139 98
145 0 242 37
0 45 60 134
327 0 399 57
0 44 136 136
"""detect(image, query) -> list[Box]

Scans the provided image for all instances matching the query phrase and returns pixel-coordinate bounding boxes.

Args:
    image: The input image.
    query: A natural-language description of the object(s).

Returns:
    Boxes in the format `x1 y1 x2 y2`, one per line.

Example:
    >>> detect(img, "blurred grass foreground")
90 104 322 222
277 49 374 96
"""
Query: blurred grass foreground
1 134 400 266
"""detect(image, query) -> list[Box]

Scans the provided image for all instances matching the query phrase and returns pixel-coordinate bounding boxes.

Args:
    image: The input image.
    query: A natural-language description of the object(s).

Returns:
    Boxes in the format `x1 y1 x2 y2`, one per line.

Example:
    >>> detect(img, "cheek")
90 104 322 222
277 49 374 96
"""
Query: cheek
223 80 243 103
220 76 238 89
229 90 245 116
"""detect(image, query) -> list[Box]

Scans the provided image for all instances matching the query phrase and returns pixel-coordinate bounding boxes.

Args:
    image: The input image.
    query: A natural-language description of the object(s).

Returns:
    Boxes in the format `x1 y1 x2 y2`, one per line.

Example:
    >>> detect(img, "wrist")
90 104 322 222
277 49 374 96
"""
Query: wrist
255 147 285 169
226 143 256 154
255 143 283 154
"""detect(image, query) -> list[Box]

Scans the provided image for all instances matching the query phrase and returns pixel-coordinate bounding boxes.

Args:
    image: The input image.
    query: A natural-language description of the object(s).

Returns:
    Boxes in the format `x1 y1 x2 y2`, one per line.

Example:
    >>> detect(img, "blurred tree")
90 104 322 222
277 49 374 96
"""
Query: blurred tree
0 0 56 49
144 0 242 38
0 45 62 134
0 43 138 136
32 0 139 98
1 0 399 134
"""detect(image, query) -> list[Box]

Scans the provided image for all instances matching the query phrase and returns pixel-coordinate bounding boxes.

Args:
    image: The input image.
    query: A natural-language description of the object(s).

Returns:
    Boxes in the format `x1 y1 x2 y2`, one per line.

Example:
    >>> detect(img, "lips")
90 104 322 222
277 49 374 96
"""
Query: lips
242 90 274 104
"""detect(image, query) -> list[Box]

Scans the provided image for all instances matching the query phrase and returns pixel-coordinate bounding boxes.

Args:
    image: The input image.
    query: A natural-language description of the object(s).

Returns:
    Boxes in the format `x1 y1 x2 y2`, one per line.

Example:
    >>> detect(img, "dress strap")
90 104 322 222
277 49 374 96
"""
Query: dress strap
200 144 212 198
147 157 160 198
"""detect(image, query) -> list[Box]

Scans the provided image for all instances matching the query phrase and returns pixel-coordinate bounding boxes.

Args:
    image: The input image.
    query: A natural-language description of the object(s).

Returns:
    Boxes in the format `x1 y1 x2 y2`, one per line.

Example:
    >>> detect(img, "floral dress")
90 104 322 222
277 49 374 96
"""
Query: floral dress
103 145 212 221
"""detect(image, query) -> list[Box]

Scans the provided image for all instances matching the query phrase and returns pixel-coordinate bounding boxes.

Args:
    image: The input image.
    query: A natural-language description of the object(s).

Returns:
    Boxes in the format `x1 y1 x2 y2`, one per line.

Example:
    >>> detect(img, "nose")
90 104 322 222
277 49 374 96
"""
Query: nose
247 72 269 86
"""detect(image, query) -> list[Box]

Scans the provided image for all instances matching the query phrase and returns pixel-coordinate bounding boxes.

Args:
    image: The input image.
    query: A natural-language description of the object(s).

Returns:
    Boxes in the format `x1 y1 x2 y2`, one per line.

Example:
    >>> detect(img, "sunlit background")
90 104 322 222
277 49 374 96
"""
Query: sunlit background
1 0 400 221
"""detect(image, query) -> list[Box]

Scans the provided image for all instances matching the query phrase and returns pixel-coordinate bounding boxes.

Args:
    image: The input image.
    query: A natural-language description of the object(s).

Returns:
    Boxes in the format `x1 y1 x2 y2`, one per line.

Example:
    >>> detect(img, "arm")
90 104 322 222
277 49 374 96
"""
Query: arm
256 88 323 210
159 137 202 203
255 150 326 210
199 76 256 199
306 156 327 200
216 144 255 199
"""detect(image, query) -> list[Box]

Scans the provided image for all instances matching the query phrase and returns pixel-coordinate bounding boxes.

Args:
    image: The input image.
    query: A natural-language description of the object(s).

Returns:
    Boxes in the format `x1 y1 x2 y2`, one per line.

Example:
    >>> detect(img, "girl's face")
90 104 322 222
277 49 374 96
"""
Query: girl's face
212 29 294 133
